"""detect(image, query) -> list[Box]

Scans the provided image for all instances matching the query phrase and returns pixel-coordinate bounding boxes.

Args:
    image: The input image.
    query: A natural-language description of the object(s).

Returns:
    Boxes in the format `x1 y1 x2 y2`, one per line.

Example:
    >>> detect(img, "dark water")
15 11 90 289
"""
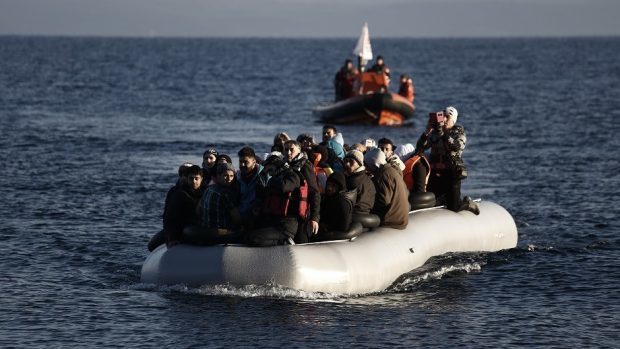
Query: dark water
1 36 619 348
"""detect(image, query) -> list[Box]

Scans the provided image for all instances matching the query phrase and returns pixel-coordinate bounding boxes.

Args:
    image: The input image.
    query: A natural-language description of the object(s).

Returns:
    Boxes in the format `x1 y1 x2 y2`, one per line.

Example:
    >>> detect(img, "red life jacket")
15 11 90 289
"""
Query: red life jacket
263 177 310 219
402 154 431 191
311 153 330 194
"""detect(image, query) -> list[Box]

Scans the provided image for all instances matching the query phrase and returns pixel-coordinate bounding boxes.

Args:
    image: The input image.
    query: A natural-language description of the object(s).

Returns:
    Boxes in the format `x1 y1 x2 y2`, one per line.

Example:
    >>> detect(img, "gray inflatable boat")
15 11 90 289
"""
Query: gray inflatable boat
141 200 518 295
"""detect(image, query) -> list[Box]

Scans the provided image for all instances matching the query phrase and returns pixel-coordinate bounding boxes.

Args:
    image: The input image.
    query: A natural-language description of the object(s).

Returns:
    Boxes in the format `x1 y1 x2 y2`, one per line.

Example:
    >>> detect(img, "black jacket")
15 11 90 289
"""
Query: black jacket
163 183 203 243
346 169 376 214
320 189 356 232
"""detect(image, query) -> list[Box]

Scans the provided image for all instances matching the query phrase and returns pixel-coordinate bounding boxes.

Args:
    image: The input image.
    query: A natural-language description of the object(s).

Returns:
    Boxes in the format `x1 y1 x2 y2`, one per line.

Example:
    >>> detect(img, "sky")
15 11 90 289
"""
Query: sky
1 0 619 38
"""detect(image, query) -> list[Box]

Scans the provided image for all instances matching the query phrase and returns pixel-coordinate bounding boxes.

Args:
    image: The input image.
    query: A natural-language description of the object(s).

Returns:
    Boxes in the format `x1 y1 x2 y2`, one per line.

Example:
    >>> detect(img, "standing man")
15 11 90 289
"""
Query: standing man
415 106 479 214
283 140 321 243
334 59 359 101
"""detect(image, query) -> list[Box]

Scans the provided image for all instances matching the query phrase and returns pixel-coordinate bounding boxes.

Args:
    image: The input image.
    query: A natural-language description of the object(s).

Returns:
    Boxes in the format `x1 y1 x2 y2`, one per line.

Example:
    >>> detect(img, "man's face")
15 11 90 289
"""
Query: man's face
379 143 394 158
203 154 217 168
284 143 301 163
445 117 455 130
325 181 337 196
188 173 203 190
344 158 359 175
322 128 335 142
377 58 384 66
218 170 235 186
239 156 256 175
346 62 353 70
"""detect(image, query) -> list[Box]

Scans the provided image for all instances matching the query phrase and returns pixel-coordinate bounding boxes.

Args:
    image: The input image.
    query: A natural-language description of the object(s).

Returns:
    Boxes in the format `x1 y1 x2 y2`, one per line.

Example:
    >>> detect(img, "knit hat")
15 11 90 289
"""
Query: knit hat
445 106 458 123
395 143 415 160
216 154 233 164
344 150 364 167
216 162 235 175
364 148 387 171
327 172 346 192
203 148 218 158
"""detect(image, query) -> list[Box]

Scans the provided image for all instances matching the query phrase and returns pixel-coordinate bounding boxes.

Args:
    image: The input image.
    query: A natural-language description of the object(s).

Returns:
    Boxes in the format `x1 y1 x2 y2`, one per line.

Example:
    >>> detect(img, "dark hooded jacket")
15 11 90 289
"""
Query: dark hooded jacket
346 167 376 214
163 183 203 243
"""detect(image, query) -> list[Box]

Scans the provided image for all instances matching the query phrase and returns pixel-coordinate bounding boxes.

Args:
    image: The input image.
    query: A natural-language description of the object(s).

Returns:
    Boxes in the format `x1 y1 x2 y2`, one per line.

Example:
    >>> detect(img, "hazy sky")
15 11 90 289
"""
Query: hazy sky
1 0 619 38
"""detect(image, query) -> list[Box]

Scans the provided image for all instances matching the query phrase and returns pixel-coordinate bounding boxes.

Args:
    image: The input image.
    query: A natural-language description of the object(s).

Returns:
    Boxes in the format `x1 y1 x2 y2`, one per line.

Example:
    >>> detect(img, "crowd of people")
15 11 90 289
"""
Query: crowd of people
148 107 479 250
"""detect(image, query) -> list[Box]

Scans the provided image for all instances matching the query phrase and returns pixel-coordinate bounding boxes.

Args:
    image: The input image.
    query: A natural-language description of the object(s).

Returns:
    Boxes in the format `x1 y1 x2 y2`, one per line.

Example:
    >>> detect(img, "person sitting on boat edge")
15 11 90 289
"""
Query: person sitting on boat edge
314 172 359 241
247 152 303 246
378 137 405 171
187 163 243 244
147 162 194 251
320 124 345 172
334 59 359 102
283 140 321 243
236 146 264 231
415 106 479 214
343 150 376 216
163 165 204 247
398 74 415 103
364 148 410 229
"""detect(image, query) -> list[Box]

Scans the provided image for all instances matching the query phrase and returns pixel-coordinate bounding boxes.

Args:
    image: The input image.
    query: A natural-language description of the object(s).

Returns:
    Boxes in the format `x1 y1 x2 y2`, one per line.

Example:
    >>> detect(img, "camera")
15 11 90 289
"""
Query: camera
429 111 445 136
428 111 445 126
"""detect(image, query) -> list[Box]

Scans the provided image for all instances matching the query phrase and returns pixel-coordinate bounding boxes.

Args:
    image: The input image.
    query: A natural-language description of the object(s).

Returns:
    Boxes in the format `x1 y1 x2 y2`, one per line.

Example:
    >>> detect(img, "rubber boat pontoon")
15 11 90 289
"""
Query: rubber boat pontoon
141 200 518 295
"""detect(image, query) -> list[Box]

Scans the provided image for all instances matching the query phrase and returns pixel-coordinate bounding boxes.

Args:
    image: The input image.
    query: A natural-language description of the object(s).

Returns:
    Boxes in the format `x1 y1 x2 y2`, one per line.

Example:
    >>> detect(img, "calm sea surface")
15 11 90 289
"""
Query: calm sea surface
0 36 619 348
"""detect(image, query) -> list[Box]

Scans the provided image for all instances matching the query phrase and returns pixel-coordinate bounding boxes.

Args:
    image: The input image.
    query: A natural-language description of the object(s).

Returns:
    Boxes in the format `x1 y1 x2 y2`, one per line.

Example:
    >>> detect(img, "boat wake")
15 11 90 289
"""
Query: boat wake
389 262 483 293
130 257 486 301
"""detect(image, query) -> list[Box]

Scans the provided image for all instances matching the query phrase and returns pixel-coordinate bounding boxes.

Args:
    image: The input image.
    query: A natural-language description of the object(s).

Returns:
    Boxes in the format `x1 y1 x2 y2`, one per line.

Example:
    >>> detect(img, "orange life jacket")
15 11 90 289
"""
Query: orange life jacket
356 72 388 95
398 80 414 103
402 154 431 191
263 177 310 219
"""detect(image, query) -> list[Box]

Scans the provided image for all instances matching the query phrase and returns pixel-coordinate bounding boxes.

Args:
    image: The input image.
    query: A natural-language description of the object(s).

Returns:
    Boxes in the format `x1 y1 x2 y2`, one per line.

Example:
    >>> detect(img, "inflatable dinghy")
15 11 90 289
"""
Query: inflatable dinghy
141 200 517 295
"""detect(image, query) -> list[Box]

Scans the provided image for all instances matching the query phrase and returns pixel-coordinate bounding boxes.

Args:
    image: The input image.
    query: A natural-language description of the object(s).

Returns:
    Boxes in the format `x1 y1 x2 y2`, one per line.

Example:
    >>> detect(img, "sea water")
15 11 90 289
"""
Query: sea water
0 36 619 347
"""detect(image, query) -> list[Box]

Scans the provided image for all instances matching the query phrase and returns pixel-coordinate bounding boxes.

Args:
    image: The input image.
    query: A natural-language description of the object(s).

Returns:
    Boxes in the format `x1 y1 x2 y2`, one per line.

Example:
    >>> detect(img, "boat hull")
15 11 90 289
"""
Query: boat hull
313 92 415 126
141 201 518 294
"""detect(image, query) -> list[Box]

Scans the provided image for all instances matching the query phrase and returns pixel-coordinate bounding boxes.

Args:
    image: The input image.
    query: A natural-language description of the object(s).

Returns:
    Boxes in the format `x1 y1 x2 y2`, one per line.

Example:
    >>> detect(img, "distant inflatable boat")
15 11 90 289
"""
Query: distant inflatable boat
140 200 518 295
314 92 415 126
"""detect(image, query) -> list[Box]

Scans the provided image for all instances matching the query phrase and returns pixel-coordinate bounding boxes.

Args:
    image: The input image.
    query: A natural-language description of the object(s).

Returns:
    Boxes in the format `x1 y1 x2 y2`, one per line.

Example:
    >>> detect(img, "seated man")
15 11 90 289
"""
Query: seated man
343 150 376 215
247 154 302 246
284 140 321 243
364 148 410 229
163 165 204 247
320 124 345 171
237 146 263 230
317 172 355 238
378 137 405 171
199 163 242 243
201 148 218 185
148 162 194 251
